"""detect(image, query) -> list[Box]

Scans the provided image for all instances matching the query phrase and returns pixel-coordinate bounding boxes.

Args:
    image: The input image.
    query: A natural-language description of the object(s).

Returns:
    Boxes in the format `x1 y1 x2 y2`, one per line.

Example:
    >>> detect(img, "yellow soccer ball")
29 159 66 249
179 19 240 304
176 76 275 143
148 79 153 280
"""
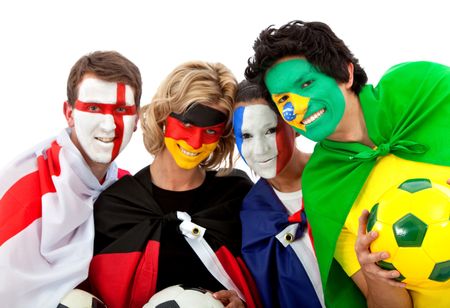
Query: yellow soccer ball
367 178 450 289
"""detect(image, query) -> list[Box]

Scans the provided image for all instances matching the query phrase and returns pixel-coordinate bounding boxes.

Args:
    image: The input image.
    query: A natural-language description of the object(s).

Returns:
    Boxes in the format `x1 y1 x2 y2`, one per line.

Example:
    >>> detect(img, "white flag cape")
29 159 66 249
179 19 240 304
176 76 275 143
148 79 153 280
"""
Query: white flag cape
0 129 121 307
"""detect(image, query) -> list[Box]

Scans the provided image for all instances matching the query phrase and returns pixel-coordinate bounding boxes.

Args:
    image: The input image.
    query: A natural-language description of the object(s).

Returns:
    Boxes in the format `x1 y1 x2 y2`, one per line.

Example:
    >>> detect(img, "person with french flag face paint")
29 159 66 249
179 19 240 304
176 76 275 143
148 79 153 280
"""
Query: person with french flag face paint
234 80 325 308
0 51 142 307
234 103 294 179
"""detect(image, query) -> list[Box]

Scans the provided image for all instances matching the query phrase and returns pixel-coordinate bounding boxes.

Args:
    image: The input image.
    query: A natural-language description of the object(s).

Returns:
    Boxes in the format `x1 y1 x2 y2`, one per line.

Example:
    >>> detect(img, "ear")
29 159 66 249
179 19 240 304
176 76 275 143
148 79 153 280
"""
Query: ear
345 62 355 90
133 115 139 132
64 101 75 127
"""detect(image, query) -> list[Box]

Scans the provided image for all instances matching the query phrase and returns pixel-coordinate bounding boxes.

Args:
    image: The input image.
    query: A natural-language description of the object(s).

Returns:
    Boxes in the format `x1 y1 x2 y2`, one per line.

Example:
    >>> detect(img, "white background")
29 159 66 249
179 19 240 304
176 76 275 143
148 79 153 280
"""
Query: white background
0 0 448 178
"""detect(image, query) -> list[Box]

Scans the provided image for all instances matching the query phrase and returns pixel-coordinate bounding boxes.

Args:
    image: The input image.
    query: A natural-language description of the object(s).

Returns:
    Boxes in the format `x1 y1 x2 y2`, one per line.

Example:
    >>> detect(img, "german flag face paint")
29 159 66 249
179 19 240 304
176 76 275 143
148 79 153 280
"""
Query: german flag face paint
73 77 136 164
265 58 345 142
164 104 227 169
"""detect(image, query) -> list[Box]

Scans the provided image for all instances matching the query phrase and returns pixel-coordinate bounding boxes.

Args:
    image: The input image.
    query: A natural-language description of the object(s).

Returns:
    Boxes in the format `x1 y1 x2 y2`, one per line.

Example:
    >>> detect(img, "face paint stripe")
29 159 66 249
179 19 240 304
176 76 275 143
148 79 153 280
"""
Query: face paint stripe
164 116 223 147
275 119 285 174
275 115 295 175
232 107 245 161
171 104 227 127
116 83 126 104
75 100 136 115
111 113 124 161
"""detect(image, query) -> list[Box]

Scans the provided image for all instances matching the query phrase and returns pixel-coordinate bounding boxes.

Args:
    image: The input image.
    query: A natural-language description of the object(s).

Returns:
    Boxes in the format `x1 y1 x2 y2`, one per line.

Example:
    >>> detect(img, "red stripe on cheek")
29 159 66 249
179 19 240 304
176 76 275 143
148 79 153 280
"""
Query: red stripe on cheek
112 113 124 160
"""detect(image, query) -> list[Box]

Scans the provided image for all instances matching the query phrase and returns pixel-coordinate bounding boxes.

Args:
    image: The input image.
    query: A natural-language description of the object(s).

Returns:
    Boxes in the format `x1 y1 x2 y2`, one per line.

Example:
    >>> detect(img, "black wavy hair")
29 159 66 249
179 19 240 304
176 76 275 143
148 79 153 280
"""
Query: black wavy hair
245 20 367 101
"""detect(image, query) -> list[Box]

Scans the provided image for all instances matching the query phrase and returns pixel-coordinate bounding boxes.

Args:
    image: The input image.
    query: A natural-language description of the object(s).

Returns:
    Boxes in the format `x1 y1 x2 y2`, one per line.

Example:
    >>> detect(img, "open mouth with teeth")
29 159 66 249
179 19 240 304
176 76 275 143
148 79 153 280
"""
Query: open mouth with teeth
301 108 326 126
178 145 200 157
95 137 115 143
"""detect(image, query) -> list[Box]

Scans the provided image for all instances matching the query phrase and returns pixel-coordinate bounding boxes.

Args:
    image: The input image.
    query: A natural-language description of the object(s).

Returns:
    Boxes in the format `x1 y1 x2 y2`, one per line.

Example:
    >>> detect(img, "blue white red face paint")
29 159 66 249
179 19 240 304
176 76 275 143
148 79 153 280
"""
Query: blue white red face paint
73 77 136 164
234 104 295 179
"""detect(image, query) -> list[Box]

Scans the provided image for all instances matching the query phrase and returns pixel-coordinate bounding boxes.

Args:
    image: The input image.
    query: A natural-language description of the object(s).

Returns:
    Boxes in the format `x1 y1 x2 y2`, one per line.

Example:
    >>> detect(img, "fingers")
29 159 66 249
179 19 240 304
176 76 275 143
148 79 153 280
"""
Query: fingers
213 290 245 308
357 209 370 237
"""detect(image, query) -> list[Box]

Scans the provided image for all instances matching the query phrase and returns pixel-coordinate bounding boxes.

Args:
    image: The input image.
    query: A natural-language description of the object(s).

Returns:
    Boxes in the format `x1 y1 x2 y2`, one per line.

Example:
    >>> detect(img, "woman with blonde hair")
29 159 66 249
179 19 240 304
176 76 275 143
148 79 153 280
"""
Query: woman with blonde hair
88 61 261 308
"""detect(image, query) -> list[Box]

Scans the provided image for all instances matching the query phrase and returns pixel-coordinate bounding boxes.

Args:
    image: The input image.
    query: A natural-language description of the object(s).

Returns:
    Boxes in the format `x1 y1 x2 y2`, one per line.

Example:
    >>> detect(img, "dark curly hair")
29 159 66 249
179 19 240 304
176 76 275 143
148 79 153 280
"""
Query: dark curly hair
245 20 367 101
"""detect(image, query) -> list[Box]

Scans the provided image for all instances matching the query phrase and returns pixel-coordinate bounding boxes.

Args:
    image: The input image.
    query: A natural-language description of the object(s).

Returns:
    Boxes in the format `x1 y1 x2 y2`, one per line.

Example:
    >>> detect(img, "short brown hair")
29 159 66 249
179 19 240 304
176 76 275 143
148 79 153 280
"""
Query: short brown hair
66 51 142 107
140 61 237 171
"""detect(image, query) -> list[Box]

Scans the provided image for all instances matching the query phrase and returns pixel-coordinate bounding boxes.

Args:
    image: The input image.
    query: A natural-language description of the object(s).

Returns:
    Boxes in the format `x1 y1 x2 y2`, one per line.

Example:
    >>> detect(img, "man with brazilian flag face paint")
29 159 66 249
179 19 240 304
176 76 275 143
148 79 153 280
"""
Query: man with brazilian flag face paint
246 20 450 308
164 103 227 170
0 51 141 307
266 58 346 142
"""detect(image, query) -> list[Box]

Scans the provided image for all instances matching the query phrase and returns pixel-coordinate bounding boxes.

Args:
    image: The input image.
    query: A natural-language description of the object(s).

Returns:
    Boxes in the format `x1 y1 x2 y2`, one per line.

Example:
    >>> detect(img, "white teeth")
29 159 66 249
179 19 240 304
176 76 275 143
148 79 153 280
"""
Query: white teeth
301 108 325 125
96 137 114 143
180 147 199 157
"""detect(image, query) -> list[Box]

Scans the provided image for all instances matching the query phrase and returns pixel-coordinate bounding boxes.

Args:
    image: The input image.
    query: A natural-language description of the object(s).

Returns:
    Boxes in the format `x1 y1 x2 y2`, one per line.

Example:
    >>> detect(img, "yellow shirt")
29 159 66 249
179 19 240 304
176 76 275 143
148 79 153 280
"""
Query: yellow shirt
334 154 450 307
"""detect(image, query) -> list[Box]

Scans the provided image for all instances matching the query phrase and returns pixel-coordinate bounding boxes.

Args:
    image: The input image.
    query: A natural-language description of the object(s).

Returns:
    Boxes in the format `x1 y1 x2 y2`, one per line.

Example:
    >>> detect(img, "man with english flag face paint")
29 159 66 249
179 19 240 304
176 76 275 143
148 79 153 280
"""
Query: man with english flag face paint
73 77 137 164
0 51 142 307
233 80 325 308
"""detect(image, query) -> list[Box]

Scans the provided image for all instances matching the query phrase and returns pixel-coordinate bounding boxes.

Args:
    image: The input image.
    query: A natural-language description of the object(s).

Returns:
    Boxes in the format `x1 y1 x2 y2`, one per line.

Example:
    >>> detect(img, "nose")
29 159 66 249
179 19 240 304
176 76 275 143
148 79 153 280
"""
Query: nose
291 94 309 120
253 136 270 156
99 114 116 131
187 128 203 149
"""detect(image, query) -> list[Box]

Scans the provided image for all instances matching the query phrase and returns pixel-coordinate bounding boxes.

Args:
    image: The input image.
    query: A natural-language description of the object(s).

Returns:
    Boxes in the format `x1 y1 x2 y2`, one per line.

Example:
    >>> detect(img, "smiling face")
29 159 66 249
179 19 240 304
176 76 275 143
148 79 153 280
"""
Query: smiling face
265 58 345 141
233 102 295 179
164 103 227 170
73 77 136 164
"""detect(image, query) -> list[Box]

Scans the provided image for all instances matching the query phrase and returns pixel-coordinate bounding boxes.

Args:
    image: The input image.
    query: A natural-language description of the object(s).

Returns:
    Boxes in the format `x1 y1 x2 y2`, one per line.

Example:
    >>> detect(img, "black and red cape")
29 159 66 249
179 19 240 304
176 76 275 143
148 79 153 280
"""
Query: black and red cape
89 167 261 308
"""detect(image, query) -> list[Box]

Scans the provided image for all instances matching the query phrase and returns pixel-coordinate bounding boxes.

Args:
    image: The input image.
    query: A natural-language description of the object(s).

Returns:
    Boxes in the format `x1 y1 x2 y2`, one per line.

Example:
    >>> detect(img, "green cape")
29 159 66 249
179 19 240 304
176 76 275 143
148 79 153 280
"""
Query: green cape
302 61 450 307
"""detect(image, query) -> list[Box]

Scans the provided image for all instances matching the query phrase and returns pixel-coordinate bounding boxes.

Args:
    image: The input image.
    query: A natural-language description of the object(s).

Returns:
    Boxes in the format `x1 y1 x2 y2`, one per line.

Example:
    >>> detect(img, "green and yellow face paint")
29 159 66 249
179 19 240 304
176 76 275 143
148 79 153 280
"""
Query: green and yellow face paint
265 58 345 141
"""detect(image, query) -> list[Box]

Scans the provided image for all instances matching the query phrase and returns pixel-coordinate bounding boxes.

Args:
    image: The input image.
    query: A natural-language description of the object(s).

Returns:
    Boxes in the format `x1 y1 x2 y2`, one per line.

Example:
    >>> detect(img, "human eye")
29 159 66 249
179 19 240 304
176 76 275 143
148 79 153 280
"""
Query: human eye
88 105 100 112
242 133 252 139
277 95 289 104
205 129 217 135
115 106 126 113
301 80 313 89
182 122 192 128
265 127 276 135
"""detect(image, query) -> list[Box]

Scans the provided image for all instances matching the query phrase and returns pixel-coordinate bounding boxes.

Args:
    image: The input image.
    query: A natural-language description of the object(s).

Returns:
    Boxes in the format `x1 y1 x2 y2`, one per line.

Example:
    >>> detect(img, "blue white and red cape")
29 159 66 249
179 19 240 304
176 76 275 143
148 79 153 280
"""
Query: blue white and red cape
241 178 325 308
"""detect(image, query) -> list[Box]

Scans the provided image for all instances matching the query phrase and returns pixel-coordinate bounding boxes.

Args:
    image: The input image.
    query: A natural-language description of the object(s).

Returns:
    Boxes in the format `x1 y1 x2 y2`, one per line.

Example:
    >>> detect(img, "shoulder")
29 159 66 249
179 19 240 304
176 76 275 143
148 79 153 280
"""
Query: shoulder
96 166 150 205
377 61 449 88
204 168 254 196
209 168 253 186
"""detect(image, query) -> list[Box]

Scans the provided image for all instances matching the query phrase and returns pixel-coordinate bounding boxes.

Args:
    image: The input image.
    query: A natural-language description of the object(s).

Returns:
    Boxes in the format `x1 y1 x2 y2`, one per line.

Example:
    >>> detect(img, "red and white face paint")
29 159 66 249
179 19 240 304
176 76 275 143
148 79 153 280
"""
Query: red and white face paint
73 77 136 164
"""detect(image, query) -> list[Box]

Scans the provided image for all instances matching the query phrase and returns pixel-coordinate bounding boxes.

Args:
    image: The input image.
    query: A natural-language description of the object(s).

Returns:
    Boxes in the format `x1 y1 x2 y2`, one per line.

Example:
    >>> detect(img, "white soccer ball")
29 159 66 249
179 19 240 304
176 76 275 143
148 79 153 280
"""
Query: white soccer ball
58 289 106 308
143 284 225 308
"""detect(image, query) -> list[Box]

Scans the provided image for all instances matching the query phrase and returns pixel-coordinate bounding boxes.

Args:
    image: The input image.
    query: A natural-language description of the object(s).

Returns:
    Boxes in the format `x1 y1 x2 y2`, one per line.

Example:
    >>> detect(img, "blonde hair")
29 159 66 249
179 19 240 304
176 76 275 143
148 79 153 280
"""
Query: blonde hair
141 61 237 172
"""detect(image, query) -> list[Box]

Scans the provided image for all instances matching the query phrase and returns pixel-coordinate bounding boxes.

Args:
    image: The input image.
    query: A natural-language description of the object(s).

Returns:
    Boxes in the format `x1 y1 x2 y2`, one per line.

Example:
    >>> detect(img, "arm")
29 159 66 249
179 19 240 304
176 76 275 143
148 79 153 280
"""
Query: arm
352 210 412 308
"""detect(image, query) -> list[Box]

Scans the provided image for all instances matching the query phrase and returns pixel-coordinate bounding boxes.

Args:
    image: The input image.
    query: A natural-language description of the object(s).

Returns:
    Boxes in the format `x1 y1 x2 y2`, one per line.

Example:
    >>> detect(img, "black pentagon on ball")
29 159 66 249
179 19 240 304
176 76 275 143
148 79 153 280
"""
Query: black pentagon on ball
393 213 428 247
367 203 379 232
156 300 181 308
429 260 450 282
398 178 432 193
377 260 405 282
